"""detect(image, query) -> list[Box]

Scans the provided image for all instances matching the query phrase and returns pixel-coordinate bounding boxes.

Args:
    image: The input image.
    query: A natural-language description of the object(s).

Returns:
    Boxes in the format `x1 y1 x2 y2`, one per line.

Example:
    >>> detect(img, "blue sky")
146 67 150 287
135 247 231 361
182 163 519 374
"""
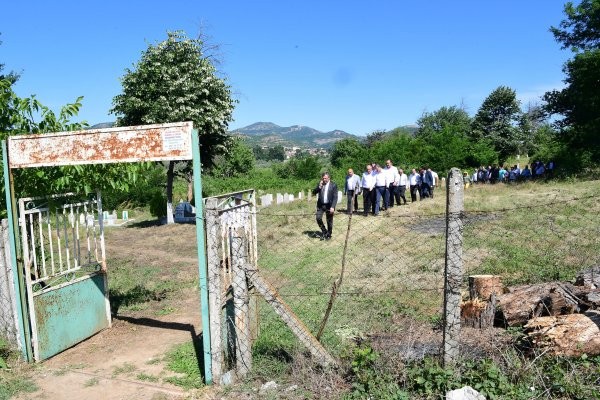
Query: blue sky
2 1 570 136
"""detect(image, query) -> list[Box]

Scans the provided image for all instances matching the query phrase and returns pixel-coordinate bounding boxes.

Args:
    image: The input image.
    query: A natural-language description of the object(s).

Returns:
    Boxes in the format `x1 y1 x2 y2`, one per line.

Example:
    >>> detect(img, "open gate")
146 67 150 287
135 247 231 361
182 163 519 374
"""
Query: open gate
18 193 110 361
2 122 215 382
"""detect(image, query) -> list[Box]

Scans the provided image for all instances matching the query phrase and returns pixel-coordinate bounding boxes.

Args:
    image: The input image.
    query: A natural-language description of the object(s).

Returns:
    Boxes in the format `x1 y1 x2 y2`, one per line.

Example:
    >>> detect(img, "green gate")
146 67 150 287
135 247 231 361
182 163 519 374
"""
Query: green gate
18 194 110 361
2 122 213 382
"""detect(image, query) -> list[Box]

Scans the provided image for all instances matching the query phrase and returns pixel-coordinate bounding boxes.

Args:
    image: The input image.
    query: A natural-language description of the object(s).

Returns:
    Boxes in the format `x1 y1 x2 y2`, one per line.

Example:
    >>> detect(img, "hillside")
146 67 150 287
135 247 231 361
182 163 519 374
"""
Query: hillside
230 122 358 149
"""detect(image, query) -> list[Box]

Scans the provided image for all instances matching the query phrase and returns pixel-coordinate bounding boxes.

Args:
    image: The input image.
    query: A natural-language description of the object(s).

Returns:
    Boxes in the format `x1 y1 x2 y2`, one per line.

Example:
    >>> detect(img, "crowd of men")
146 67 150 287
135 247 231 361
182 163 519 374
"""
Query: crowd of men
466 160 555 185
344 160 439 217
311 161 439 240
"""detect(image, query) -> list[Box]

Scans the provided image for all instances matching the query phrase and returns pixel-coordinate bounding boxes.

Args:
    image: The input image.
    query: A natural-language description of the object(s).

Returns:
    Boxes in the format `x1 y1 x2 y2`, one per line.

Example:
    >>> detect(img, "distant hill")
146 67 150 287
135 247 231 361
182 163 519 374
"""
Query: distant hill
89 122 116 129
230 122 358 149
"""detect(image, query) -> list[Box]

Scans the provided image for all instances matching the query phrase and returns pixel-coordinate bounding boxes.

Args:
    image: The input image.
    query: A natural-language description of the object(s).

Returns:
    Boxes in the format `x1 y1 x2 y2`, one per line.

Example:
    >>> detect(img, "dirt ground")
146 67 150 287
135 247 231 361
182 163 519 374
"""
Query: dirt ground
15 221 214 400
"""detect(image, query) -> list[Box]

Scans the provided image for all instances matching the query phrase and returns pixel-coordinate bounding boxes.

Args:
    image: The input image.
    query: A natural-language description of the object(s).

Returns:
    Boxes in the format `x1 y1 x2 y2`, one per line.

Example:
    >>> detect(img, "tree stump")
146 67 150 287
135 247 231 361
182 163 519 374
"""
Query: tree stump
461 294 497 328
460 275 503 328
468 275 503 301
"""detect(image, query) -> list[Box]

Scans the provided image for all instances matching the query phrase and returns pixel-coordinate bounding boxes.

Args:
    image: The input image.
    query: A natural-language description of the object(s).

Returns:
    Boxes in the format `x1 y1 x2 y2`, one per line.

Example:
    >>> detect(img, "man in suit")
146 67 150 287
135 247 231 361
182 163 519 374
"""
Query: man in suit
312 172 338 240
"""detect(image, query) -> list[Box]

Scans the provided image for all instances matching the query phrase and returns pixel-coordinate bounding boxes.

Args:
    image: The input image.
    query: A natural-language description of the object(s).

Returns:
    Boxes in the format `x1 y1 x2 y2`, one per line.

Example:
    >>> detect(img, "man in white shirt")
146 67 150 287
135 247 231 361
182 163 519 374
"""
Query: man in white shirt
373 164 388 215
429 168 439 199
361 164 375 216
409 168 421 202
397 168 408 205
344 168 361 214
384 159 400 208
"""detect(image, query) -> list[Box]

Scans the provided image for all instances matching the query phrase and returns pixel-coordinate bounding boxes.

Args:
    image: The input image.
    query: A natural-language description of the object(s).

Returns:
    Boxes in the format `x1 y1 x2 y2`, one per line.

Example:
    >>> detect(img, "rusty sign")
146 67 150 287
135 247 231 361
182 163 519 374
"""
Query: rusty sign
7 121 194 169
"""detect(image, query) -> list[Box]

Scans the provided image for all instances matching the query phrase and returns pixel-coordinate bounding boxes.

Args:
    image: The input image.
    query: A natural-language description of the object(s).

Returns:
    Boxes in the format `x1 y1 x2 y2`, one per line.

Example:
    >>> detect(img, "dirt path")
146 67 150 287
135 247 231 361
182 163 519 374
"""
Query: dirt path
16 222 212 400
16 289 205 400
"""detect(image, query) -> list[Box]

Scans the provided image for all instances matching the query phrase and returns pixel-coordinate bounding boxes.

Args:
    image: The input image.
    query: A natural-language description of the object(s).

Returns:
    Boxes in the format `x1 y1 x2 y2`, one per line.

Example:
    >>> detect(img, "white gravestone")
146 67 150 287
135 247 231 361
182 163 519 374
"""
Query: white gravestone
276 193 284 204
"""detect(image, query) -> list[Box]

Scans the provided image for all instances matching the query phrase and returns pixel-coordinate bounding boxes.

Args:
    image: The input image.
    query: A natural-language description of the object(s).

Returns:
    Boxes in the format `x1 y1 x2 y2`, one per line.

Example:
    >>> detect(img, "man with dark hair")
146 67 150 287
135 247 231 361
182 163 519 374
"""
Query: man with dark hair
312 172 338 240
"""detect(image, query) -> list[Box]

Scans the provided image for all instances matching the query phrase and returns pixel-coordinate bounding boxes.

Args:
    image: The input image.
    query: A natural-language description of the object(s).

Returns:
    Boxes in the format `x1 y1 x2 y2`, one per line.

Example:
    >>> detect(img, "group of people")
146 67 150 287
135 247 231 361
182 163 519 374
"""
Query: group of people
466 160 555 185
311 160 438 240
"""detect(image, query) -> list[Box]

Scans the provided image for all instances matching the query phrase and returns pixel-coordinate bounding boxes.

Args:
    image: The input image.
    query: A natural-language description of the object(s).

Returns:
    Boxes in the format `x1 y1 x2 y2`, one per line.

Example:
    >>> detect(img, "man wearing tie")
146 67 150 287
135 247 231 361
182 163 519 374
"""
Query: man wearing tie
312 172 338 240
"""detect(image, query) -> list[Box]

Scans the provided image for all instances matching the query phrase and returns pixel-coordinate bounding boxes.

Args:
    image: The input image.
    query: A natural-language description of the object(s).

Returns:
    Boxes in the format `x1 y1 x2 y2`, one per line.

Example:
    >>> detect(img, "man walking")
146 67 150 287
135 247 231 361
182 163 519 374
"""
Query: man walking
397 168 408 205
361 164 375 216
312 172 338 240
373 164 388 215
384 160 399 208
409 168 421 202
344 168 361 214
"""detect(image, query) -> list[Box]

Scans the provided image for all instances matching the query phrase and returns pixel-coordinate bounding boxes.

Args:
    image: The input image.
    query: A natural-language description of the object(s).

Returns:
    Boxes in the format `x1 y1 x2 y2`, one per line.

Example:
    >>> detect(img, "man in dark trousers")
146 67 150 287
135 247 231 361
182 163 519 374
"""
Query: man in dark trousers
312 172 338 240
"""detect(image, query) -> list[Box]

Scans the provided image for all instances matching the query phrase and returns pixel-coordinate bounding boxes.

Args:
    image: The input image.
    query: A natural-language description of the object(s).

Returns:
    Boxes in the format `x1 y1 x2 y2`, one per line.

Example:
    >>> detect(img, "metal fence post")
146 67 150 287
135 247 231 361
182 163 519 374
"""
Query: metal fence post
443 168 464 367
205 198 222 383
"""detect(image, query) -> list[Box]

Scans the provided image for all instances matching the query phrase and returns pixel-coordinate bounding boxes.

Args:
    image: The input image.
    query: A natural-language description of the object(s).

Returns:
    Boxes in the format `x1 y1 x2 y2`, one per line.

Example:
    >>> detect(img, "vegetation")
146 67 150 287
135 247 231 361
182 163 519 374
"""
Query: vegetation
111 30 236 223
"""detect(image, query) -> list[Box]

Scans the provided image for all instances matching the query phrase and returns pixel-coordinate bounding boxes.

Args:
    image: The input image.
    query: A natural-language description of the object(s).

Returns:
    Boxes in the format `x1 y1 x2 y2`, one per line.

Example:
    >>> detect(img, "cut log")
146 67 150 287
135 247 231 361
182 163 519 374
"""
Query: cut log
498 283 580 327
461 294 496 328
468 275 503 301
575 266 600 288
524 311 600 357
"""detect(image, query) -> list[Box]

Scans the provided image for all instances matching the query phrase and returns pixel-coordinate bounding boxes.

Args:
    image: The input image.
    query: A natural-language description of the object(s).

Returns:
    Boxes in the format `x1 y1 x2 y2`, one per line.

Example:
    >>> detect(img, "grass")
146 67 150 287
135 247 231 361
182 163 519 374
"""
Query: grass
4 178 596 399
111 362 137 377
244 177 600 397
163 340 204 390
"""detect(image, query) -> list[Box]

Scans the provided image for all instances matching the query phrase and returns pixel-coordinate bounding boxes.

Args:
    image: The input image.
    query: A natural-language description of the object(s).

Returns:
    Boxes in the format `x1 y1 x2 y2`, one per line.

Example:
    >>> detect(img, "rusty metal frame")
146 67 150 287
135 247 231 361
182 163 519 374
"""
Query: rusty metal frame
2 122 212 382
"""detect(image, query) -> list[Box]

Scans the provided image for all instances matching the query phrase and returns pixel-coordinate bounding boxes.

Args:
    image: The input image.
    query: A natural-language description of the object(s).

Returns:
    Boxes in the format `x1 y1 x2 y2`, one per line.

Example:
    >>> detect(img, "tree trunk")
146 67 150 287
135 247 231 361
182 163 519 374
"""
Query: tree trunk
524 311 600 357
498 283 581 327
166 160 175 224
187 178 194 202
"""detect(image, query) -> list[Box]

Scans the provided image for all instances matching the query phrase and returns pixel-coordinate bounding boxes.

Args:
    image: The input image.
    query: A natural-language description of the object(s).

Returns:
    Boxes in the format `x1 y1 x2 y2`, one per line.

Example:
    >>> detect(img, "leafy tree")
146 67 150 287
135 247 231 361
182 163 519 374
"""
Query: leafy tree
365 130 387 148
544 0 600 165
330 138 367 169
550 0 600 52
471 86 523 162
267 145 285 161
111 31 236 223
369 130 416 168
210 137 255 178
416 106 472 140
274 155 322 180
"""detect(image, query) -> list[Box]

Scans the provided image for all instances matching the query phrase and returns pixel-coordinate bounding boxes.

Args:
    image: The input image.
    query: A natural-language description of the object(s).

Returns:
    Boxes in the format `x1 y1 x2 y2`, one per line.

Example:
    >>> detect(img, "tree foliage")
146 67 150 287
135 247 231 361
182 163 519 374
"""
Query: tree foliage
211 137 255 178
471 86 523 162
550 0 600 52
416 106 472 140
111 30 236 221
111 30 236 169
544 0 600 165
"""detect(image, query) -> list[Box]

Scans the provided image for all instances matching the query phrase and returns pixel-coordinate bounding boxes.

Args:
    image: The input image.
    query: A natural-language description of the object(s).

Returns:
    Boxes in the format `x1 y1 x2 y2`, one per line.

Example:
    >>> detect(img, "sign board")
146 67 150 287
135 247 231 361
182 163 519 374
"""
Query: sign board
7 121 194 169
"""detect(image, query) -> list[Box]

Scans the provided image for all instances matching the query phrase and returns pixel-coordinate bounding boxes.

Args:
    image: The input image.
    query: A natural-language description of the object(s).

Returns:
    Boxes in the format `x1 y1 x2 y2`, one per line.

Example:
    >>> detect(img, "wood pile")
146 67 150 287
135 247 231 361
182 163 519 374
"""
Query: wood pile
460 266 600 356
460 267 600 356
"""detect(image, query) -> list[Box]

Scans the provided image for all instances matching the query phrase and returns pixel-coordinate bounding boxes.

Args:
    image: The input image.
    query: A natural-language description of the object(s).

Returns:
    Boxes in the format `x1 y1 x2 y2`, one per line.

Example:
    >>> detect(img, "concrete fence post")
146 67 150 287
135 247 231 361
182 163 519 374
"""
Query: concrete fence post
443 168 464 367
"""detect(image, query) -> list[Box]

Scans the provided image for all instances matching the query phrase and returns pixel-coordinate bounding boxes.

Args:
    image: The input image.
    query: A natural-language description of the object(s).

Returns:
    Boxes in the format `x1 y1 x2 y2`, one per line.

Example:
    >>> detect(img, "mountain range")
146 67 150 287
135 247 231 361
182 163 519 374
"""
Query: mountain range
230 122 358 149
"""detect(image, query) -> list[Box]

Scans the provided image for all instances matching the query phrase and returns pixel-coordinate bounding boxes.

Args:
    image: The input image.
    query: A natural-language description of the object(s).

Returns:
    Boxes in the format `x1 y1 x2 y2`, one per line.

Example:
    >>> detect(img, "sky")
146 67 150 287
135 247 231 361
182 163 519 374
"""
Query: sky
1 0 571 136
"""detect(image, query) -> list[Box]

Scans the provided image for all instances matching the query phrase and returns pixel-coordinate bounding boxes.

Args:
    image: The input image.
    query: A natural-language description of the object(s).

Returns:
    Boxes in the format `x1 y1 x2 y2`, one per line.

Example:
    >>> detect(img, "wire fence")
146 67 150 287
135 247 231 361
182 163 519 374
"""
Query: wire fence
0 219 20 350
246 179 600 375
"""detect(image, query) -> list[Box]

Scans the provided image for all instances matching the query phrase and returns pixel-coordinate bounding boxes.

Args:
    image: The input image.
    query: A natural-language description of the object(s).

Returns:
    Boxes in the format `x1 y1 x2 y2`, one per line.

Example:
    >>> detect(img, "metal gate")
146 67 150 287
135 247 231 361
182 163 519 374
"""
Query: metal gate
18 193 110 361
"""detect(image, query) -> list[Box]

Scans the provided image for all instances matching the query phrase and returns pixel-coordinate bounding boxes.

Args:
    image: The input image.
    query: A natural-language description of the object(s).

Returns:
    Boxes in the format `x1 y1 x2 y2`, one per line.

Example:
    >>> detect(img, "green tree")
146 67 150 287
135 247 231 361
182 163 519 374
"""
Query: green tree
544 0 600 165
267 145 285 161
211 137 255 178
111 31 236 223
471 86 522 162
416 106 472 140
330 138 368 169
365 130 387 148
550 0 600 52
